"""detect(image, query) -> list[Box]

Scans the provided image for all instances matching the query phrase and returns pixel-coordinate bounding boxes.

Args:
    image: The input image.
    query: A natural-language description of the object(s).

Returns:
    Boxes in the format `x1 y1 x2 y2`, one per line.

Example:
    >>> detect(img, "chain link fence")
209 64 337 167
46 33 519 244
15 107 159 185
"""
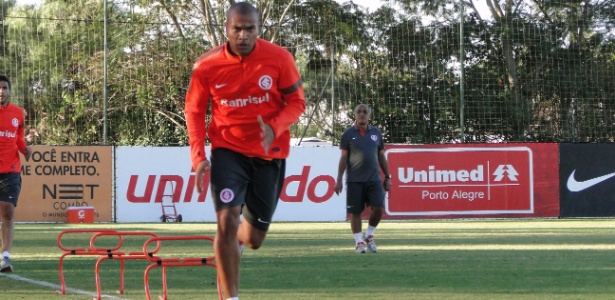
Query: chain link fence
1 0 614 145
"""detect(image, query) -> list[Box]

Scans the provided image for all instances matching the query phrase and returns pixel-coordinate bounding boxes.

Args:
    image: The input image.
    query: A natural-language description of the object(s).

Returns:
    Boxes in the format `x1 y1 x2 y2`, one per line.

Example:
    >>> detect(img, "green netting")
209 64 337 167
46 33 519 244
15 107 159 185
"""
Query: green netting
1 0 614 145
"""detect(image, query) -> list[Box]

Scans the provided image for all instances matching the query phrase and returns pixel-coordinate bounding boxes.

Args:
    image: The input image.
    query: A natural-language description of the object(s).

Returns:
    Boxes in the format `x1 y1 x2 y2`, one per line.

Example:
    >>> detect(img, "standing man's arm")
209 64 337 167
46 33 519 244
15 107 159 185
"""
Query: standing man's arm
378 149 391 191
335 148 348 195
16 116 32 159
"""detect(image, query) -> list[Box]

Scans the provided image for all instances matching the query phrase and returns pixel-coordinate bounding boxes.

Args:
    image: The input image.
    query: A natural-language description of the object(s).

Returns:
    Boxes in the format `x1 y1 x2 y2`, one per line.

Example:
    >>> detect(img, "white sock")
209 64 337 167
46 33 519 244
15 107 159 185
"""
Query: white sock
225 297 239 300
365 225 376 237
354 233 363 244
2 251 9 258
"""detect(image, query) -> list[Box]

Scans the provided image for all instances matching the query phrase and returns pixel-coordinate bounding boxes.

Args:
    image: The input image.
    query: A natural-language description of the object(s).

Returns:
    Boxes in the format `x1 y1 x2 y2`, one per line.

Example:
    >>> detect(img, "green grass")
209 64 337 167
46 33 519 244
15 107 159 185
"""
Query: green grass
2 220 615 299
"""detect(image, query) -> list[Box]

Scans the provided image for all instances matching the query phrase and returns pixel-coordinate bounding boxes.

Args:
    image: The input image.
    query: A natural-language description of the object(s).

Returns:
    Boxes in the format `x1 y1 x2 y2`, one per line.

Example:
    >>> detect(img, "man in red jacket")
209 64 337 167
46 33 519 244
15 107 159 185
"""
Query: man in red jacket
0 75 32 272
184 2 305 299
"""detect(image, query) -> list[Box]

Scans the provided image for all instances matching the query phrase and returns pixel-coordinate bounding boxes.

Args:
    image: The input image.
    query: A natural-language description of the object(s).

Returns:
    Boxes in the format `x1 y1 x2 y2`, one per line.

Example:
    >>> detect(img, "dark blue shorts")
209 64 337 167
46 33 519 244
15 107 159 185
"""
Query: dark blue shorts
346 181 385 214
210 148 286 232
0 172 22 207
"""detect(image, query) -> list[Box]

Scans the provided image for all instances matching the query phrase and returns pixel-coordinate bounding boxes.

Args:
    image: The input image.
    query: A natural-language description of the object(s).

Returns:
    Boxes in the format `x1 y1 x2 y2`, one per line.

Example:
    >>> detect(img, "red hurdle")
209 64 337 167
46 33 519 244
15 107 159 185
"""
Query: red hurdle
56 229 119 295
142 235 221 300
89 231 160 300
56 229 220 300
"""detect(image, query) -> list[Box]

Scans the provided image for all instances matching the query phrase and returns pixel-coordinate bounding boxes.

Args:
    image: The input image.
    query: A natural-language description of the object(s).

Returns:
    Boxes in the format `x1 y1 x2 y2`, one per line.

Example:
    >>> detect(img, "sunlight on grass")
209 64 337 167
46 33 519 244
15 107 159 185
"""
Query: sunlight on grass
381 244 615 251
7 219 615 300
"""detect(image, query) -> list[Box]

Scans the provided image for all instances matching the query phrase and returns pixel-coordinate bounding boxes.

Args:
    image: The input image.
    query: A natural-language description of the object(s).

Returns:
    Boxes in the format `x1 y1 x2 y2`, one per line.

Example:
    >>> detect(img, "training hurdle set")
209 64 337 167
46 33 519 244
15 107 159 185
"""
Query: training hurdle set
56 229 222 300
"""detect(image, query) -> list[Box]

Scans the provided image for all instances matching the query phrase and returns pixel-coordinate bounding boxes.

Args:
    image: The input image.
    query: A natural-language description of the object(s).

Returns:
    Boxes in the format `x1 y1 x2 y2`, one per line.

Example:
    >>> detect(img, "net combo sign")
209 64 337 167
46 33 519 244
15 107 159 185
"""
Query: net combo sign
385 147 534 216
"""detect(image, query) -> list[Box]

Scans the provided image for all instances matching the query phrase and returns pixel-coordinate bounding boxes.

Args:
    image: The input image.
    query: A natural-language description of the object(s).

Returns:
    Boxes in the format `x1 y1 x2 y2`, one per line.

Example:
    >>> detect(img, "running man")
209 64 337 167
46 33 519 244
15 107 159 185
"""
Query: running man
184 2 305 299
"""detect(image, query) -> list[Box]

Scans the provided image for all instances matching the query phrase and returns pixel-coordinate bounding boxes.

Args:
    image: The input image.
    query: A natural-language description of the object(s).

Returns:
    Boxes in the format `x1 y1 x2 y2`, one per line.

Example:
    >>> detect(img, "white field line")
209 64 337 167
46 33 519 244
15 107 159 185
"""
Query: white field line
0 272 130 300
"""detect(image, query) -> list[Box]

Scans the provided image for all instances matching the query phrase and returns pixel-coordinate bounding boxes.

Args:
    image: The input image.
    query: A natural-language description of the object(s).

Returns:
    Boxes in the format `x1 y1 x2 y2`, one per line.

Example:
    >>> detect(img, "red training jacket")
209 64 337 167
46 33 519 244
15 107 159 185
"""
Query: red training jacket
0 103 28 173
185 38 306 169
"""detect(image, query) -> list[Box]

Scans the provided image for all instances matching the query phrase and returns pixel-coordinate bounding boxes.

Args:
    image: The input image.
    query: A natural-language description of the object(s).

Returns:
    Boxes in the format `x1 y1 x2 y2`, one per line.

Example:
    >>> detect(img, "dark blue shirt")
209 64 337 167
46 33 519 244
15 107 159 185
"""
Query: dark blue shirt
340 125 384 182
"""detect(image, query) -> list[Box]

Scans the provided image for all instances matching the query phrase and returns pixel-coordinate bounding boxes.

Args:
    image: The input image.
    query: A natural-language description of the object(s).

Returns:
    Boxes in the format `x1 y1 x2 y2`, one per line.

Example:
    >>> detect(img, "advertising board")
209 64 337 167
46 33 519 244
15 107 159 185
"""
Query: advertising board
16 146 113 222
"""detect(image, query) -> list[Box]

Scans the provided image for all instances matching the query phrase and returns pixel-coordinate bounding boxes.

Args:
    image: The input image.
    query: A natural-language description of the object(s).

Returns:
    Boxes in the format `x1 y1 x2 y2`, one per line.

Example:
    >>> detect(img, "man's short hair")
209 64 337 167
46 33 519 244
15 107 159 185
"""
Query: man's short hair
227 2 259 21
0 75 11 90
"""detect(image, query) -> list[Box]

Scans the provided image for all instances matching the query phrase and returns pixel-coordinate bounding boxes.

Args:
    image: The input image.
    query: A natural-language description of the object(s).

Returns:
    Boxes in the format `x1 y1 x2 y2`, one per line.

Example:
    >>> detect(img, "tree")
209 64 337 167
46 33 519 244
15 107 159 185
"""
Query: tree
3 0 614 146
389 0 615 142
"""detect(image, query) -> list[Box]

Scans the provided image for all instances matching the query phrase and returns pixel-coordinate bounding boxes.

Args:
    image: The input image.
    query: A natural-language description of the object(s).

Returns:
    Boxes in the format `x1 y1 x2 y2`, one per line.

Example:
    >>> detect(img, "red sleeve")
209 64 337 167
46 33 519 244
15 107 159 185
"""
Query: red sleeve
268 51 306 138
16 110 27 153
184 66 210 170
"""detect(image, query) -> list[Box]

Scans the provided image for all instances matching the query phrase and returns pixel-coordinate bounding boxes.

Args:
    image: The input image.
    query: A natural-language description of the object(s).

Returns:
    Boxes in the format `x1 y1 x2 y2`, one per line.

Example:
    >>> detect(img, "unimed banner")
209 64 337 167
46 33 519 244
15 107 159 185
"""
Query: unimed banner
560 143 615 217
115 146 345 222
116 145 559 222
16 146 113 222
382 143 559 218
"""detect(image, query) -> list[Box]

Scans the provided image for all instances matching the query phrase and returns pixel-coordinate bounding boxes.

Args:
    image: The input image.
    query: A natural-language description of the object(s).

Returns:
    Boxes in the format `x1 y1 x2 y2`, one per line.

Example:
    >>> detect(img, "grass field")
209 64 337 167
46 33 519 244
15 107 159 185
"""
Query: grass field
1 219 615 299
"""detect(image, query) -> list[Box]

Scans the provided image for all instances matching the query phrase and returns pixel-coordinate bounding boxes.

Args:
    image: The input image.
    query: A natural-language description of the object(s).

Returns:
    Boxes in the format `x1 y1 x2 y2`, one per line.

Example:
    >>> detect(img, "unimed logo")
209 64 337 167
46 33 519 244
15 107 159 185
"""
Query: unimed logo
126 174 208 203
125 166 336 204
399 164 519 184
385 147 533 216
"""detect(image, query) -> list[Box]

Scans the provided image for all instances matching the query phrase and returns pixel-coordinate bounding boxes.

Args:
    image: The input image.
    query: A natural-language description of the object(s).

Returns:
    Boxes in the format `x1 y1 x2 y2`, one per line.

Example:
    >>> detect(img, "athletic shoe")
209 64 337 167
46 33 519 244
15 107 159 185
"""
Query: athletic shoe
355 242 366 253
0 257 13 273
363 234 378 253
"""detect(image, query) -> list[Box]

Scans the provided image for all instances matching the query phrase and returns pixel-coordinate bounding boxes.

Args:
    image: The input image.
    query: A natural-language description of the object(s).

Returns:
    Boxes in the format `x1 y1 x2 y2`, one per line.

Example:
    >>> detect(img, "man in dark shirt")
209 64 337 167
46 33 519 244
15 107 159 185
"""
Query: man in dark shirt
335 104 391 253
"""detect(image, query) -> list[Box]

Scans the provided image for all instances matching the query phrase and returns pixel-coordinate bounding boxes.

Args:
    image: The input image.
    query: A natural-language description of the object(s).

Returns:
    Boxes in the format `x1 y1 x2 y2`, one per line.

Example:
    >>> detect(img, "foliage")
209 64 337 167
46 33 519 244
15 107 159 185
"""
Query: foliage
1 0 614 145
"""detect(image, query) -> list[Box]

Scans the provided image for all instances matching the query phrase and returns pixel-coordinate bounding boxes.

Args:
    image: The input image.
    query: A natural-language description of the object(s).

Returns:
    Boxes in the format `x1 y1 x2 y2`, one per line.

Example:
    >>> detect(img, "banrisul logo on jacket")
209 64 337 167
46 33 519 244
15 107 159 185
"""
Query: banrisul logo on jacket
220 93 270 107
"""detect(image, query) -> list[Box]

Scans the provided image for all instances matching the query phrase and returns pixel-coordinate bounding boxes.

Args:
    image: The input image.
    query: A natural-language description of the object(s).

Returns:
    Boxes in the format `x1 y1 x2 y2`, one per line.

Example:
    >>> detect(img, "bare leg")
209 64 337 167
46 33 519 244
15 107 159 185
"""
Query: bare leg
368 206 383 228
215 206 242 299
350 213 362 234
0 202 14 254
215 206 268 299
237 219 267 250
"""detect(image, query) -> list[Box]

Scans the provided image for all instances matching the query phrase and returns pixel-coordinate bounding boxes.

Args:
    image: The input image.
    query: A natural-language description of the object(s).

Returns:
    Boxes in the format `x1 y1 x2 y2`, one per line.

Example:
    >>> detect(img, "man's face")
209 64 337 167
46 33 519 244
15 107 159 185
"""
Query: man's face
0 81 10 106
354 105 370 125
225 10 259 56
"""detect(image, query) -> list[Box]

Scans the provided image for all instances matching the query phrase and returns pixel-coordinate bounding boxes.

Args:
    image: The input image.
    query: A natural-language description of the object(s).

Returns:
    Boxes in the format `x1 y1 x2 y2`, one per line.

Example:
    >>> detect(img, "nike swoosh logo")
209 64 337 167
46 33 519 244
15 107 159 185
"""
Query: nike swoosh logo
567 170 615 192
257 218 269 224
215 84 227 89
